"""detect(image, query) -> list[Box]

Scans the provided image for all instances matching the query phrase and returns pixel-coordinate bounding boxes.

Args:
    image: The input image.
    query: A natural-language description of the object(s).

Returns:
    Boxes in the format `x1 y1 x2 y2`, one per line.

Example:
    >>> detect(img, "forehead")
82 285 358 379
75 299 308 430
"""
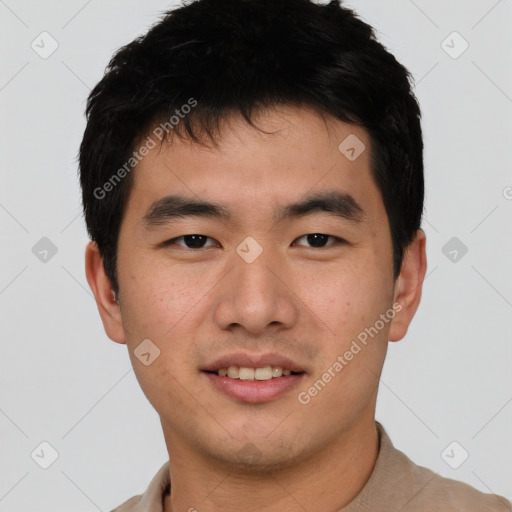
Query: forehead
125 105 383 225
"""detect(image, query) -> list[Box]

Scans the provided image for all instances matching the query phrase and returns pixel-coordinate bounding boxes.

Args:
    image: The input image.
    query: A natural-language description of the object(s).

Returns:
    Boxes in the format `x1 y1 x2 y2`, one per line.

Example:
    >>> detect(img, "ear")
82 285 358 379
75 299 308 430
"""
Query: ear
84 241 126 344
388 229 427 342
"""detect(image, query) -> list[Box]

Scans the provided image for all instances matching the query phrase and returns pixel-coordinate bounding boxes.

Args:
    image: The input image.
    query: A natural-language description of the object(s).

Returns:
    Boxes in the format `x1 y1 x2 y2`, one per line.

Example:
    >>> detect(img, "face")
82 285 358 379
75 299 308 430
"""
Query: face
87 105 424 472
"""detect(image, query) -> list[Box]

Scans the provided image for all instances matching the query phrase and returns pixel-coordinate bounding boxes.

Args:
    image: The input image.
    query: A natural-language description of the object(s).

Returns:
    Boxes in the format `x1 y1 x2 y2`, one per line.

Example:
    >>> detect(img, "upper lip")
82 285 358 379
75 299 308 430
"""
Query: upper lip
202 352 306 373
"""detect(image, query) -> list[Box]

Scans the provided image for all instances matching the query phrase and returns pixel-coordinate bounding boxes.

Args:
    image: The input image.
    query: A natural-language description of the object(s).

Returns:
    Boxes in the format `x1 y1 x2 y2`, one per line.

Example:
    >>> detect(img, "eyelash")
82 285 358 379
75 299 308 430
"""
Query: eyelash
162 233 346 249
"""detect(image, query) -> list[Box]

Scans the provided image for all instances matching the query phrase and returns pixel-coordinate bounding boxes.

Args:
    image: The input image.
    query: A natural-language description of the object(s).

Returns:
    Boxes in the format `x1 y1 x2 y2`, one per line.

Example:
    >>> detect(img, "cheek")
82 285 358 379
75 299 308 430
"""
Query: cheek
119 268 203 409
120 255 202 336
305 270 391 416
304 261 392 336
119 263 216 394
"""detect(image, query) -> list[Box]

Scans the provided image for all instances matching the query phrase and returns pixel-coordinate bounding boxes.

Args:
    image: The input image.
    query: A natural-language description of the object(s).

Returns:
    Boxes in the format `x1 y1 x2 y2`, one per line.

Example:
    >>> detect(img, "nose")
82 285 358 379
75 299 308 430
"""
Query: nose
212 247 299 335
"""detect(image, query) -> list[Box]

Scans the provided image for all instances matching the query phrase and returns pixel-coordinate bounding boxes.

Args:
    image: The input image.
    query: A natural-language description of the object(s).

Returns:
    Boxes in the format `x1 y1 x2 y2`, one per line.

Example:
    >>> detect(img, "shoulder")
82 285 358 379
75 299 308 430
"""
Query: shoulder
388 439 510 510
110 494 143 512
109 460 170 512
372 423 511 512
410 465 511 512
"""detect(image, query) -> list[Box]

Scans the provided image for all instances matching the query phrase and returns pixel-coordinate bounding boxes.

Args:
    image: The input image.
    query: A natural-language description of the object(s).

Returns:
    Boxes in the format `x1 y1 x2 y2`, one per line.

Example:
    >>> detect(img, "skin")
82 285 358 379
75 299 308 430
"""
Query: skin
85 105 427 512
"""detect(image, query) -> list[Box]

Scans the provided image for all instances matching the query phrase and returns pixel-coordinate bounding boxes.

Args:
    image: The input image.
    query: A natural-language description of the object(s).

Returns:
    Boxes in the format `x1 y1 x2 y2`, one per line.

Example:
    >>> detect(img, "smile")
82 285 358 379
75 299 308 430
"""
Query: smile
211 365 301 380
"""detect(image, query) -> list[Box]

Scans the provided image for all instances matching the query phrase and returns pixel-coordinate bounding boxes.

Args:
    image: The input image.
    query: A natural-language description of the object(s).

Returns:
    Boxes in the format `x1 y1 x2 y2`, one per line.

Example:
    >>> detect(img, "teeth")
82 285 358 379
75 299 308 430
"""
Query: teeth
216 365 297 380
255 366 272 380
227 365 239 378
272 366 283 377
239 367 255 380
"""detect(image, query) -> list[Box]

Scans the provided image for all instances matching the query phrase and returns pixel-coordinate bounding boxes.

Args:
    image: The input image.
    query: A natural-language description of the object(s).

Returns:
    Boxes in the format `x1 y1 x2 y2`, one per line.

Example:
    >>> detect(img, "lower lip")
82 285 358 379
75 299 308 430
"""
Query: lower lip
202 372 305 403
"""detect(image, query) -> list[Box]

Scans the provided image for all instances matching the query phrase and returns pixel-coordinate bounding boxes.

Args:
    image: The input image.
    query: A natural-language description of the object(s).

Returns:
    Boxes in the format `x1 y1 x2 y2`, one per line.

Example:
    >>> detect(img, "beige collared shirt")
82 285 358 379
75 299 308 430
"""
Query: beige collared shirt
111 422 511 512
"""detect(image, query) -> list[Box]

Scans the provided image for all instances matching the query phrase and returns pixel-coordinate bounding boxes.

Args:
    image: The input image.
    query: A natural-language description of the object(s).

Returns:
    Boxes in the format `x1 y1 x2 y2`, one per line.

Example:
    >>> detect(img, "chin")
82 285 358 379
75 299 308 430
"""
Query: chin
201 430 311 475
211 446 304 475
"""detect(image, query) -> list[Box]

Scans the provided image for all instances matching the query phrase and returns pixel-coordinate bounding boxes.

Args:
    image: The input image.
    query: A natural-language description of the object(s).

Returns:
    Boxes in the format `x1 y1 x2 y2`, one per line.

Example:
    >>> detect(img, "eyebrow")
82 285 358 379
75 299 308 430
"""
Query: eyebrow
142 191 365 228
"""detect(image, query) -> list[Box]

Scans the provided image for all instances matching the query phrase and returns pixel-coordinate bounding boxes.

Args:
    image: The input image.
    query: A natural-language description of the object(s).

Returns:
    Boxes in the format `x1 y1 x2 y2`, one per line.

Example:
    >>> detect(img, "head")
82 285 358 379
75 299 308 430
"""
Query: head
82 0 426 470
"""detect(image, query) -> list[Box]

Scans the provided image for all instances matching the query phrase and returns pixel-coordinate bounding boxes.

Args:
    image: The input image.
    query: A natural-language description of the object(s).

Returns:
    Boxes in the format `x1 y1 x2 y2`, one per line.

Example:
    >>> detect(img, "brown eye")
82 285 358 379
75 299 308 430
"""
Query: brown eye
164 235 218 249
293 233 343 248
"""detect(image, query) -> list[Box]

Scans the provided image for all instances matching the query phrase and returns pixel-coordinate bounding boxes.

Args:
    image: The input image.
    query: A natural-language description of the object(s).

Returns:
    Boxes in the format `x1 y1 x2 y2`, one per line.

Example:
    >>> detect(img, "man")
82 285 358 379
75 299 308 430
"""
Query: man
79 0 511 510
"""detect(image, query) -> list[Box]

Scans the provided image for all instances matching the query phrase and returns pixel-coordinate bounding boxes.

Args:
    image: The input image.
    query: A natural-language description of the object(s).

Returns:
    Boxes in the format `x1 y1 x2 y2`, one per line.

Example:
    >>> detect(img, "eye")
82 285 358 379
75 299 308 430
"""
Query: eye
163 234 219 249
293 233 344 248
162 233 344 250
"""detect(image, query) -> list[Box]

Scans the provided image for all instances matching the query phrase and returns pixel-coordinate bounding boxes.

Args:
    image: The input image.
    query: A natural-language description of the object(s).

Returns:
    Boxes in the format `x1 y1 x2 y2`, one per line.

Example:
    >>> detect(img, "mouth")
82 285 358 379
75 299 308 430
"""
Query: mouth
201 353 307 403
204 365 304 381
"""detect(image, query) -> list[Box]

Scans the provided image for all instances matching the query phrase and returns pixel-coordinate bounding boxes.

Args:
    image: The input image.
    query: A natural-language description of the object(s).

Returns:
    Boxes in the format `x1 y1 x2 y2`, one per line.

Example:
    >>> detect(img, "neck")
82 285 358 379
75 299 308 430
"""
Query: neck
162 417 379 512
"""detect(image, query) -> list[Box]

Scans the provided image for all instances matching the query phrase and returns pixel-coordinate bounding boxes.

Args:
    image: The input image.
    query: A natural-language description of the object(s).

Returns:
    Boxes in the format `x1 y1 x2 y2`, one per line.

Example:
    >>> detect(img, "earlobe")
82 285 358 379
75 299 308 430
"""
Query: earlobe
388 229 427 342
84 241 126 344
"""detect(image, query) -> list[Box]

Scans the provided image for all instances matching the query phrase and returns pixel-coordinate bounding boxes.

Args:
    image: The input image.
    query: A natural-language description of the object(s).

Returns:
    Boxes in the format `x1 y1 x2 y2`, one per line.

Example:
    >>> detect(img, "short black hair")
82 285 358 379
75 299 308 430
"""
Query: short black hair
79 0 424 298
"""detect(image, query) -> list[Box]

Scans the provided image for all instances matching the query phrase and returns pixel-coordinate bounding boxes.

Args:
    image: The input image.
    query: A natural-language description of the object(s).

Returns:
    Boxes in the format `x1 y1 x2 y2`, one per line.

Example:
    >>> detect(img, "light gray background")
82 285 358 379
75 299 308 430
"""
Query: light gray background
1 0 511 510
